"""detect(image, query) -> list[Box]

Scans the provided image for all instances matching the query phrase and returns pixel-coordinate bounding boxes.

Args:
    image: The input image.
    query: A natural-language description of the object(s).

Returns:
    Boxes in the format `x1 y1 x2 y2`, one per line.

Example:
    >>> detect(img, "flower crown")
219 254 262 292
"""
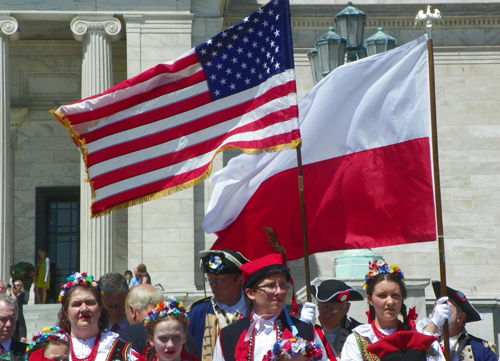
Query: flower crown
264 338 323 361
58 272 102 303
363 260 405 290
144 297 189 326
25 326 69 359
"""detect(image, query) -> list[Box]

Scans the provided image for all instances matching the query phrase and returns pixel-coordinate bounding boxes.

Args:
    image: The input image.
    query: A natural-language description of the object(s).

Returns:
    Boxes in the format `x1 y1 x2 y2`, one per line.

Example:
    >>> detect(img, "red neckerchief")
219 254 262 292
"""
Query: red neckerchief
314 326 337 361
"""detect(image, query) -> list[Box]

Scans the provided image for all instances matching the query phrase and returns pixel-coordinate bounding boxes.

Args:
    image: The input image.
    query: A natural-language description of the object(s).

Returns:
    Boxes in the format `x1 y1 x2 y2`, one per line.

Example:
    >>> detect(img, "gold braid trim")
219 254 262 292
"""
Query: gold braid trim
354 332 380 361
50 108 301 218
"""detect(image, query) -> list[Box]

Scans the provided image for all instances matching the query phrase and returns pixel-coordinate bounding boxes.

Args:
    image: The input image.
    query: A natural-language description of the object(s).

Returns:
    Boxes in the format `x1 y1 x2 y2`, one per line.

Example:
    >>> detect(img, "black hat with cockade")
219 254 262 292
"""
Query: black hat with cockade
200 249 249 275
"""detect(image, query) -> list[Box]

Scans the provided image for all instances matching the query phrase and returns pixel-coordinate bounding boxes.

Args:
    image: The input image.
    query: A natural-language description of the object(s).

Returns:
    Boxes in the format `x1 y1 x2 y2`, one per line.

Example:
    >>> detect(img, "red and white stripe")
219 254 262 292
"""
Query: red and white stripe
53 49 300 217
204 36 437 261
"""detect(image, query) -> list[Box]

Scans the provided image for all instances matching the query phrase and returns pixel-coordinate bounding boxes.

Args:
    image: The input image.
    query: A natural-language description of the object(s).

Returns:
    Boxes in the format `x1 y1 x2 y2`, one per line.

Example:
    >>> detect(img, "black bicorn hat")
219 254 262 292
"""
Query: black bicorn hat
432 281 482 323
199 249 250 275
310 279 364 303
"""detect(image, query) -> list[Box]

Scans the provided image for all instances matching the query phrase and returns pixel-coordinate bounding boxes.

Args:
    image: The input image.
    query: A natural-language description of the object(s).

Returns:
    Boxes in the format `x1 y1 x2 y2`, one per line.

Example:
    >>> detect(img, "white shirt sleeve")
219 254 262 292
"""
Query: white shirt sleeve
340 333 362 361
212 338 225 361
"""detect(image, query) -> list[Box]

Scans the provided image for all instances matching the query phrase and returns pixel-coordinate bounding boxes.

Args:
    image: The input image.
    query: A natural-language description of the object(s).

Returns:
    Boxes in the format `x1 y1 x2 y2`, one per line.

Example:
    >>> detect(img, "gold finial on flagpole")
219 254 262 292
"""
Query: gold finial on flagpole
414 5 445 39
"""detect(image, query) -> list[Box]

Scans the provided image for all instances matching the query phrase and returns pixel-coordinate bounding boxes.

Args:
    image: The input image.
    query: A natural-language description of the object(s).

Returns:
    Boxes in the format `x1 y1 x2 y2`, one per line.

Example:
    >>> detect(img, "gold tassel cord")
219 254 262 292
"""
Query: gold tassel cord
90 138 302 218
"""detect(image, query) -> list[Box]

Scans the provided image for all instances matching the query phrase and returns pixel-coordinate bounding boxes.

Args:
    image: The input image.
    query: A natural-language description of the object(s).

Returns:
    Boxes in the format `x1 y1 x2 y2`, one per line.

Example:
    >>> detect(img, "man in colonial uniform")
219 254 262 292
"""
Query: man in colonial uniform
187 249 250 361
300 280 364 360
213 253 327 361
417 281 496 361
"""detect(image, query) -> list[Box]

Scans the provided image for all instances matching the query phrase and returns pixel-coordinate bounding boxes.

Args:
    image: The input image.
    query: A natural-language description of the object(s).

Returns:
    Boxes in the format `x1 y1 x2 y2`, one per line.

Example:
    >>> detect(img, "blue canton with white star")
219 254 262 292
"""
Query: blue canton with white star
195 0 294 100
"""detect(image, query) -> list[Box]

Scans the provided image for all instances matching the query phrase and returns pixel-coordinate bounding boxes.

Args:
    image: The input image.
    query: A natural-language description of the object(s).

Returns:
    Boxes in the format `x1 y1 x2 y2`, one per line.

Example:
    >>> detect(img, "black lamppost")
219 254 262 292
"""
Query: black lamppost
308 2 398 84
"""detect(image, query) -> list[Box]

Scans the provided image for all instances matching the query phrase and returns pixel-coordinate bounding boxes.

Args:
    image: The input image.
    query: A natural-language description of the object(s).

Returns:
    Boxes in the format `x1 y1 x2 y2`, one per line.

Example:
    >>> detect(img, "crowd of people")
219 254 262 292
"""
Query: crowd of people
0 246 497 361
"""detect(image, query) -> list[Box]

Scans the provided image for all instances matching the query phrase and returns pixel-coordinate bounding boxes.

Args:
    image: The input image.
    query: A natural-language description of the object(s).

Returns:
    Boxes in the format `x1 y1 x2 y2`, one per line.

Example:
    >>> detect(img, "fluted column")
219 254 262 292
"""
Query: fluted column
0 16 18 281
71 16 121 277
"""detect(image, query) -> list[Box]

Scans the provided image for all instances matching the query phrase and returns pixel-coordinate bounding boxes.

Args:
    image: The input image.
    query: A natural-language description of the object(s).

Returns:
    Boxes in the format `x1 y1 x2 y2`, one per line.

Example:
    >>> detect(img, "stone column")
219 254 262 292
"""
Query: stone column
0 16 19 281
70 16 121 277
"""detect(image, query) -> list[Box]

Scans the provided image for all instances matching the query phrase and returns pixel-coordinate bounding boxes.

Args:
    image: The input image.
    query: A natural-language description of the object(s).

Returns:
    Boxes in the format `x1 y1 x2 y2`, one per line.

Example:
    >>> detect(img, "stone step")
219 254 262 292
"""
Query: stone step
23 304 61 339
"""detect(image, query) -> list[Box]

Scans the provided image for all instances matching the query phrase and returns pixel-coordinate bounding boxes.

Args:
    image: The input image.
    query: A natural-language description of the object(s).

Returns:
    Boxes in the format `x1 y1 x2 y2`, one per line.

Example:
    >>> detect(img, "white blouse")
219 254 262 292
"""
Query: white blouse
70 331 139 361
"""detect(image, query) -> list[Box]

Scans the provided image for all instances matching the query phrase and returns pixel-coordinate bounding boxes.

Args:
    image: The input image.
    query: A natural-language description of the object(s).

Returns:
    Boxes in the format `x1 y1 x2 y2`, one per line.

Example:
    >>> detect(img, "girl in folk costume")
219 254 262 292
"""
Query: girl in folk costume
340 261 444 361
26 326 70 361
143 298 198 361
212 229 327 361
57 272 143 361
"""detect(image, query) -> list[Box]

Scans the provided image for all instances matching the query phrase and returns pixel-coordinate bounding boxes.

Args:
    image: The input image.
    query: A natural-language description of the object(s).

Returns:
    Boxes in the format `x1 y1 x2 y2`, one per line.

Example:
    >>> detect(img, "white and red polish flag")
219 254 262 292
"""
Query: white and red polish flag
203 35 437 261
51 0 300 218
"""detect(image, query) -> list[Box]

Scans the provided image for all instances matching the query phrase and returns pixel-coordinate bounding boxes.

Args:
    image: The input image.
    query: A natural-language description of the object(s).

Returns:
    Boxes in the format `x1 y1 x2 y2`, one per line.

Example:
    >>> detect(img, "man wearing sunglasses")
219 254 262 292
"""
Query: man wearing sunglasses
300 279 364 361
187 249 250 361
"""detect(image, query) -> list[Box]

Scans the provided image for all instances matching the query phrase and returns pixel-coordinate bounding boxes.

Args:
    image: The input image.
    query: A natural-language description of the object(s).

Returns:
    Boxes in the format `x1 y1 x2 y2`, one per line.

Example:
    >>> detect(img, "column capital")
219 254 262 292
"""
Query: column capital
0 15 19 41
70 16 121 42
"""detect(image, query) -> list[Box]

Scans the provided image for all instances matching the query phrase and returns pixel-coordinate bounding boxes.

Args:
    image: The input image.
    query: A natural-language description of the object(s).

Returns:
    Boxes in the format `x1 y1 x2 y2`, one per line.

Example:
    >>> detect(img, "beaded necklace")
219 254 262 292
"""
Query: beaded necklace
370 321 402 340
247 319 283 361
70 332 101 361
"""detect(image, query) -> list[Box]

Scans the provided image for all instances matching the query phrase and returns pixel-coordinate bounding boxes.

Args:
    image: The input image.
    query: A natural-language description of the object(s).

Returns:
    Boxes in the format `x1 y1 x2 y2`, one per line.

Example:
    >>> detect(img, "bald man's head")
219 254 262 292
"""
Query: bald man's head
125 284 164 324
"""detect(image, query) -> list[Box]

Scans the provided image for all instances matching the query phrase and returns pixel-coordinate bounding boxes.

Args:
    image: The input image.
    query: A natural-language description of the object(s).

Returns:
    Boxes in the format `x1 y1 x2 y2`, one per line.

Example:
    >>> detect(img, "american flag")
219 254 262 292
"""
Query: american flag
51 0 300 218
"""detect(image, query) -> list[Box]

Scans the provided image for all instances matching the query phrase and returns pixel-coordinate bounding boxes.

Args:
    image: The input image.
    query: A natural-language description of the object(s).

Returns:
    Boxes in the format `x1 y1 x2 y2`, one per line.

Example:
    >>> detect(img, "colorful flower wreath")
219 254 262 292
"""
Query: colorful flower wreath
58 272 102 303
25 326 69 359
144 296 190 326
362 260 405 290
263 338 323 361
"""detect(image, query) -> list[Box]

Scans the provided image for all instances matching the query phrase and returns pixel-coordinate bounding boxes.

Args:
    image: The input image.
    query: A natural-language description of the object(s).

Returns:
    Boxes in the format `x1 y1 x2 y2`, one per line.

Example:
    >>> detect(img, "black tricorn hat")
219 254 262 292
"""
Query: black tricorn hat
367 331 438 361
432 281 482 323
310 279 364 303
200 249 249 275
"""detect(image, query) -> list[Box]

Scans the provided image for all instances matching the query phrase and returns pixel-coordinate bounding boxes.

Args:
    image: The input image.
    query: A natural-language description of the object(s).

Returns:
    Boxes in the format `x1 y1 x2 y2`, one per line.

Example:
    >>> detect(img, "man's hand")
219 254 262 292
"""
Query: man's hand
300 302 317 325
431 296 450 328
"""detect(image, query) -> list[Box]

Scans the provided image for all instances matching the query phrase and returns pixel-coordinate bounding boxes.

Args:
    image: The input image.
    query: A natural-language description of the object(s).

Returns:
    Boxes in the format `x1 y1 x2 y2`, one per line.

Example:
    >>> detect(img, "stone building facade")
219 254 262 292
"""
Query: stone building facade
1 0 499 348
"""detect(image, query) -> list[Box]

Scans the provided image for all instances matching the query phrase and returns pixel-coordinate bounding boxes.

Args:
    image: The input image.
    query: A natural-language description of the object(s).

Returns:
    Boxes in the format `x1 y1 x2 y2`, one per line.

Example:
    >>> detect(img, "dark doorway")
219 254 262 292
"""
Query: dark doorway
35 187 80 303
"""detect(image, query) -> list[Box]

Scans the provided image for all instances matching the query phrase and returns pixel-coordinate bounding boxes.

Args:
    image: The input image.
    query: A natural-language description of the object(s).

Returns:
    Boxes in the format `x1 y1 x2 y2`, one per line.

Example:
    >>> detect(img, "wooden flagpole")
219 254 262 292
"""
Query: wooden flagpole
296 144 312 303
416 7 450 361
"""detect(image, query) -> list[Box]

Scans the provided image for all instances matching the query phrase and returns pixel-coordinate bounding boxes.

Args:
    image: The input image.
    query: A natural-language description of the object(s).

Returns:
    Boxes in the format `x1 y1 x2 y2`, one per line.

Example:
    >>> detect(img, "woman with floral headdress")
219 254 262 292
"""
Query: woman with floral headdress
25 326 69 361
56 272 143 361
340 261 444 361
143 298 197 361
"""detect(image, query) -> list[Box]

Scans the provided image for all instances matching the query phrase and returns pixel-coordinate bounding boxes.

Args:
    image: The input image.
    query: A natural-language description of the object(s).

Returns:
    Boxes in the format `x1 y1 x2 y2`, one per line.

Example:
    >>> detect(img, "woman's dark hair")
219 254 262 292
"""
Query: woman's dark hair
124 270 133 277
366 272 412 331
57 284 109 333
245 266 291 291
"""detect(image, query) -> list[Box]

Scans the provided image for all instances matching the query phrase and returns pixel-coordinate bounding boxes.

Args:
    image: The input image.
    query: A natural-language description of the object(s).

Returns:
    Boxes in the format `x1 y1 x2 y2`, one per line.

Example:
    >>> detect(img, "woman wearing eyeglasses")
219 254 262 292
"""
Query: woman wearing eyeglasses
212 252 326 361
11 280 28 342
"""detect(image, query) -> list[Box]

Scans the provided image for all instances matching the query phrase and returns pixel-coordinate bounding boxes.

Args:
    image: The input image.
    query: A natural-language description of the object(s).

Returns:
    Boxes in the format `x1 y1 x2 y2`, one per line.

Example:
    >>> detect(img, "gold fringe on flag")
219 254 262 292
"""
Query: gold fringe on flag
50 108 301 219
